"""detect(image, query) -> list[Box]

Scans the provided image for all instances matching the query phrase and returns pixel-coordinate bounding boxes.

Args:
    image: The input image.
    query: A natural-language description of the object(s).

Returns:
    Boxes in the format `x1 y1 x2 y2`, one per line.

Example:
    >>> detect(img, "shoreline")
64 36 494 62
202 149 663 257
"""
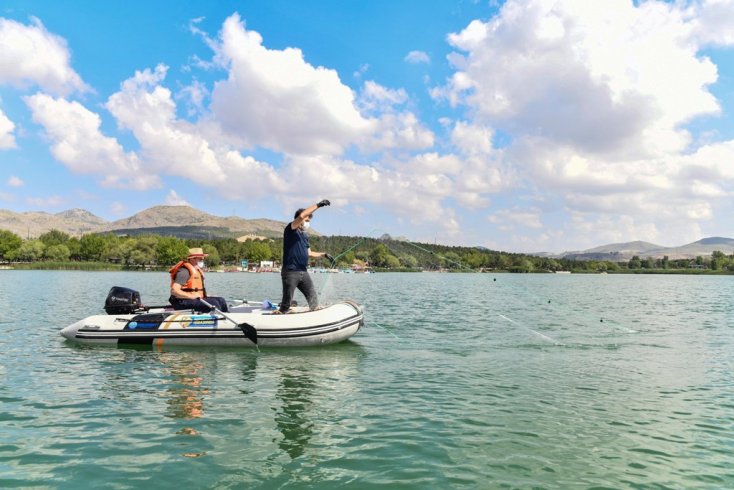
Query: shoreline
2 263 733 275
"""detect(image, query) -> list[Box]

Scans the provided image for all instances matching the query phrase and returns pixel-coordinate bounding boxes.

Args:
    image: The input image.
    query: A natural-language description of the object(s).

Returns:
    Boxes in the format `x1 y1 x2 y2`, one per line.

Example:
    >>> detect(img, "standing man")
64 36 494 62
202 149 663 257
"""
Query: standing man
169 248 229 312
276 199 332 314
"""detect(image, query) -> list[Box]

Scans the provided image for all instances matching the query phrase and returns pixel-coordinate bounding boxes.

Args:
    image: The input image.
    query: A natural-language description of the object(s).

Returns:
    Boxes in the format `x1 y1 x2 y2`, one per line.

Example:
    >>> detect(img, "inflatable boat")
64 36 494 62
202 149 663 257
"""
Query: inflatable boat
60 287 364 348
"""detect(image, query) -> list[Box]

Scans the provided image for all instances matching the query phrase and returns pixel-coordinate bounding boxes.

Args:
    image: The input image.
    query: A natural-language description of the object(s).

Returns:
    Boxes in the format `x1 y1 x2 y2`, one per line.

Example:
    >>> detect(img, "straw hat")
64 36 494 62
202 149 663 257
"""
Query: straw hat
186 247 209 258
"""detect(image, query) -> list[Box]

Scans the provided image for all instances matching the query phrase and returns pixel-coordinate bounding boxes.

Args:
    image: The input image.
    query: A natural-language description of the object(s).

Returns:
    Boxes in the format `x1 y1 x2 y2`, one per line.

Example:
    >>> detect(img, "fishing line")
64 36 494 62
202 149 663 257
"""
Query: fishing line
330 235 372 264
497 277 637 334
316 229 383 303
379 238 636 338
369 320 402 340
401 246 555 345
498 313 565 346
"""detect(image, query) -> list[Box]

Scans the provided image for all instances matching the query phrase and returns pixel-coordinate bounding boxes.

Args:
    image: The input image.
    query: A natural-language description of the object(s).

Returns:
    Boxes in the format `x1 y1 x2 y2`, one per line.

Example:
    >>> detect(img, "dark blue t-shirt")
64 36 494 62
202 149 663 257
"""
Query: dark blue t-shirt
282 224 309 272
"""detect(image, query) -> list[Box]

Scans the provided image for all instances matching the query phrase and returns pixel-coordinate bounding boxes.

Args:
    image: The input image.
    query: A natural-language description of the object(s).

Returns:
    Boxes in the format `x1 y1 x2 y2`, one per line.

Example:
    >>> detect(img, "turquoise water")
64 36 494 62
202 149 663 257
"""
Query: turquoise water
1 270 733 488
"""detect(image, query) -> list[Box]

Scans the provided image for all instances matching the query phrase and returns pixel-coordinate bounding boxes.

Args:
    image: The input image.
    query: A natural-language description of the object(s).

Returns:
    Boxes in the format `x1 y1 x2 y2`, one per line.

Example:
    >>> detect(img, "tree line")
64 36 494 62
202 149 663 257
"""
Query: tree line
1 228 733 273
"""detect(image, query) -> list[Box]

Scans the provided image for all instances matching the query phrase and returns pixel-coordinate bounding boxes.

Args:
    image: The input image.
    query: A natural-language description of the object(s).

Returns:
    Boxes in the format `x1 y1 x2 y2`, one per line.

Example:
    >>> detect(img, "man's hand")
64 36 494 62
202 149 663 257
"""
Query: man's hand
317 199 331 208
324 253 335 264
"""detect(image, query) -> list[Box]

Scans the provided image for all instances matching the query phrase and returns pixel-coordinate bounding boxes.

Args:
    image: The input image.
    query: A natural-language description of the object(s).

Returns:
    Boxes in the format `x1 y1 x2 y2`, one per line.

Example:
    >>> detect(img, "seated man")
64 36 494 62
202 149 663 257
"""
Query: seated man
169 248 228 312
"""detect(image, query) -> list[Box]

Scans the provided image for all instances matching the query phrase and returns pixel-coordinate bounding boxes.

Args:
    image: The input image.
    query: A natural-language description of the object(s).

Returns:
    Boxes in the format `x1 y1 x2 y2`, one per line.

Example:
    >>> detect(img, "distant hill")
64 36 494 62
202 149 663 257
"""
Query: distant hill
97 206 290 239
0 205 294 240
1 204 731 259
0 208 106 239
558 237 734 260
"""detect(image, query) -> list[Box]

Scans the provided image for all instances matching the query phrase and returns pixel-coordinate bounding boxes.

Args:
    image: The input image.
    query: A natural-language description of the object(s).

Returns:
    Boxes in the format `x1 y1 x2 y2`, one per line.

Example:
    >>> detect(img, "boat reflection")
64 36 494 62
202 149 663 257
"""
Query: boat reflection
100 342 364 462
163 353 208 420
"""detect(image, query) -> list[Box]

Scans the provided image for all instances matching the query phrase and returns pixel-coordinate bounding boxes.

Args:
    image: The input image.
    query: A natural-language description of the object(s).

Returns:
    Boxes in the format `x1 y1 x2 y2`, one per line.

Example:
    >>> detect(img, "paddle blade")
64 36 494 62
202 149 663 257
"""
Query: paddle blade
239 322 258 345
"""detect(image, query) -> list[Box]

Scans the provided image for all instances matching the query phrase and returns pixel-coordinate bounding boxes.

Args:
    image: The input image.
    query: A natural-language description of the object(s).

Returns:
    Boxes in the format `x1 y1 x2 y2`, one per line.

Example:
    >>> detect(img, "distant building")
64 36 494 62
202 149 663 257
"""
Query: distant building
237 234 268 242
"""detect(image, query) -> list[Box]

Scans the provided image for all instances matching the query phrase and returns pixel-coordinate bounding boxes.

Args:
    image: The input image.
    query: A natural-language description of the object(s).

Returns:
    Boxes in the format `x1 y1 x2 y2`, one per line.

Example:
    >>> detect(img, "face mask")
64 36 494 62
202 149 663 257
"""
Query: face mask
197 260 205 268
302 221 311 230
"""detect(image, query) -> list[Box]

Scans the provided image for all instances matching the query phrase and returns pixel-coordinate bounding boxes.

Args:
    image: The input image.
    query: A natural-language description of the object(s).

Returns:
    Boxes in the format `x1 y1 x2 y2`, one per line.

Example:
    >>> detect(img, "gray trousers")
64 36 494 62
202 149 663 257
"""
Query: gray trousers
280 270 318 312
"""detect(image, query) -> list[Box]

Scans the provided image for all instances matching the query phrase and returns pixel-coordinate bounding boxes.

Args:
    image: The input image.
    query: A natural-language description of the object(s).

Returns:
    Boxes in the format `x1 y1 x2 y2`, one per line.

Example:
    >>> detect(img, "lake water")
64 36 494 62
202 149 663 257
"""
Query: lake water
1 270 733 488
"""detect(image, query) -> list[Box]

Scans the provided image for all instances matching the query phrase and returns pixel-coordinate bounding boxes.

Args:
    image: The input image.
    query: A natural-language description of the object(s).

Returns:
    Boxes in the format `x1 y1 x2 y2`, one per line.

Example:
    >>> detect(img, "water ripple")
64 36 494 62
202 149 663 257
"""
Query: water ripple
1 272 734 487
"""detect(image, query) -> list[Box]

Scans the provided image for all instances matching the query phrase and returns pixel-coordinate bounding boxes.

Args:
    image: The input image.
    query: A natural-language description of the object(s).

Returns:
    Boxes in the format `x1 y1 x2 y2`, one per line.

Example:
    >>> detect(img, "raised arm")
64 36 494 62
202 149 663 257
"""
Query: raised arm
291 199 330 229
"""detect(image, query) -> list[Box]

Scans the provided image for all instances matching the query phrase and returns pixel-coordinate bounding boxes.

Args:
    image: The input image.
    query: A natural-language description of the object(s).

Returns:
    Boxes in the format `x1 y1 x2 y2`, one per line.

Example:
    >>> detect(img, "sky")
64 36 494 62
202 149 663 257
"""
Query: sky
1 0 734 253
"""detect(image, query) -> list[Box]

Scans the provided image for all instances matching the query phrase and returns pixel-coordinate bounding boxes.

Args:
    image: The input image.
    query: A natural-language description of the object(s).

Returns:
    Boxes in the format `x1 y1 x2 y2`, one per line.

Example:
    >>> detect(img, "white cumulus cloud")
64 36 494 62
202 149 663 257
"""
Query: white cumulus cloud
105 65 280 197
405 50 430 64
165 189 190 206
0 17 88 95
435 0 734 249
207 13 374 155
440 0 721 158
7 176 23 187
0 108 16 149
24 93 158 189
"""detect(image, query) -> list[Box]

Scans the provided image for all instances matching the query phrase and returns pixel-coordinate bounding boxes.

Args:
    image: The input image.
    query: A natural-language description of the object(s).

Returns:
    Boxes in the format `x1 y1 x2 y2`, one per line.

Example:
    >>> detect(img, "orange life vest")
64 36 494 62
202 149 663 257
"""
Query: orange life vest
169 261 207 297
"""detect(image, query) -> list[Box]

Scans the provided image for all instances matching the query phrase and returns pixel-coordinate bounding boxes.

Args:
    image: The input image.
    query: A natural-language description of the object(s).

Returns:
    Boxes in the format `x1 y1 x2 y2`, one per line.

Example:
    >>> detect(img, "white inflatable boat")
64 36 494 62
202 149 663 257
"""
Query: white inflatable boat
60 287 364 348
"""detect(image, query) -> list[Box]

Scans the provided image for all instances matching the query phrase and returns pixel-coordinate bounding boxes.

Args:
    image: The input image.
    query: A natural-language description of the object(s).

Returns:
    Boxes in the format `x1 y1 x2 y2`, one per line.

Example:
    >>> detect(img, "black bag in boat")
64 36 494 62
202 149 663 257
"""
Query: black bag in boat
104 286 142 314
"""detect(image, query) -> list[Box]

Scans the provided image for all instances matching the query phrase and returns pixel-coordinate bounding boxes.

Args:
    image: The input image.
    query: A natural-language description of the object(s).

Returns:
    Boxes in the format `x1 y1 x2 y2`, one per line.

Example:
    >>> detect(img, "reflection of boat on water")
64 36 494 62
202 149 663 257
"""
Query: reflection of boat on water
164 355 207 420
60 287 364 348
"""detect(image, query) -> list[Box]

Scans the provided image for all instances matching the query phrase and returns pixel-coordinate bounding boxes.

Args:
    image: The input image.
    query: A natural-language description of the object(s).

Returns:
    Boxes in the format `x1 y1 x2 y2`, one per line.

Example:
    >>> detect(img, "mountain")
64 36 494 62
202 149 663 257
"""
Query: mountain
98 205 292 239
558 237 734 261
0 208 106 238
2 205 732 258
0 205 295 240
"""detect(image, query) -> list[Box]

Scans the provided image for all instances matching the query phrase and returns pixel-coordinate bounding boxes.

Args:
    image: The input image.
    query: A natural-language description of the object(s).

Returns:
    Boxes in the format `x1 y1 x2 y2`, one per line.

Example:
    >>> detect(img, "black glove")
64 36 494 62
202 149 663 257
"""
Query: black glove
317 199 330 208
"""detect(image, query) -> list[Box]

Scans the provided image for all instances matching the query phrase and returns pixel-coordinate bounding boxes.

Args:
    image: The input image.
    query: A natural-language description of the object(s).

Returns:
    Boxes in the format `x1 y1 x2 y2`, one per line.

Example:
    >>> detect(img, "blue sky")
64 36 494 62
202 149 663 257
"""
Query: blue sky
1 0 734 253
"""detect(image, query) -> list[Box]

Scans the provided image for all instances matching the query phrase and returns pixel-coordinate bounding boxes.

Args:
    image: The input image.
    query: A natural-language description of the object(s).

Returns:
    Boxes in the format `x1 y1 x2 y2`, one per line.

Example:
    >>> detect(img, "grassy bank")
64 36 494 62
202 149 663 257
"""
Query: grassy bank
10 261 128 271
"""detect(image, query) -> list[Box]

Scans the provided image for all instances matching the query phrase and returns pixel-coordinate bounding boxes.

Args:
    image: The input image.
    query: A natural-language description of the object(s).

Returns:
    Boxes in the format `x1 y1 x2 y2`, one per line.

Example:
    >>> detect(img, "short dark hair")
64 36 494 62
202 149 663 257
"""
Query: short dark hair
294 208 305 219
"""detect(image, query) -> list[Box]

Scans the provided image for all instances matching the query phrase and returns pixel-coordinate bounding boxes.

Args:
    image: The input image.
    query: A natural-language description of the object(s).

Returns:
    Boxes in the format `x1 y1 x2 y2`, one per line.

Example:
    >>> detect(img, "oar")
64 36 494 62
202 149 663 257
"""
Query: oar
200 299 258 345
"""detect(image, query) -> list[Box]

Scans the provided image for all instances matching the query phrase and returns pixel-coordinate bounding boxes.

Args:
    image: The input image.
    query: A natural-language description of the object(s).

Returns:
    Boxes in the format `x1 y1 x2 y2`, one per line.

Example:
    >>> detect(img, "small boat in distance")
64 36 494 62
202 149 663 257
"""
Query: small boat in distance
60 287 364 348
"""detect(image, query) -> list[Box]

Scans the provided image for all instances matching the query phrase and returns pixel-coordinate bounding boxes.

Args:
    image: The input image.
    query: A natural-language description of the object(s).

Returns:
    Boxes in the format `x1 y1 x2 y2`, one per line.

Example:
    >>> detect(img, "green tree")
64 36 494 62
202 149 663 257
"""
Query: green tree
215 239 240 263
384 254 401 269
203 244 221 268
628 255 641 269
355 250 370 264
269 240 282 264
66 237 81 260
79 234 106 261
369 244 393 268
44 244 71 261
128 236 158 266
399 254 418 269
543 258 561 272
512 257 534 273
496 254 512 271
443 251 463 269
39 229 71 247
711 250 726 271
103 237 134 264
156 237 189 266
465 251 488 269
248 241 272 263
0 230 22 259
337 251 356 268
16 240 45 261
